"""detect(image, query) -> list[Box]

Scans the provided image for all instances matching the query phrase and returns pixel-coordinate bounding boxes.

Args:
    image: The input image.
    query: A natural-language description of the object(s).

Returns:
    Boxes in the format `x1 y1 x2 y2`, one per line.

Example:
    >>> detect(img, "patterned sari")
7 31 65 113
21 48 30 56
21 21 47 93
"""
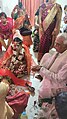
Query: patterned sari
38 2 62 62
0 43 31 119
13 15 32 47
0 44 32 86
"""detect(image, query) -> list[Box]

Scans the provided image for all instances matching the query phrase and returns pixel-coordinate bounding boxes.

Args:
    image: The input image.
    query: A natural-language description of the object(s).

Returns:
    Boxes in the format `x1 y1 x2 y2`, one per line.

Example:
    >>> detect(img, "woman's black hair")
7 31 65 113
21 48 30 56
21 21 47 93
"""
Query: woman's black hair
35 8 39 16
18 2 23 8
64 5 67 10
0 12 7 18
13 37 22 44
46 0 49 2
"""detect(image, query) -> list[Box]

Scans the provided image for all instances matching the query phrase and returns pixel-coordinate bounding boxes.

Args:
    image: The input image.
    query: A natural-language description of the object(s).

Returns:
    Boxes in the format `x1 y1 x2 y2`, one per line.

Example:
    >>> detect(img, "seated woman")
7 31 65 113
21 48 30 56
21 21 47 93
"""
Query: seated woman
0 35 35 119
0 12 13 50
0 35 35 118
3 37 31 76
0 35 32 87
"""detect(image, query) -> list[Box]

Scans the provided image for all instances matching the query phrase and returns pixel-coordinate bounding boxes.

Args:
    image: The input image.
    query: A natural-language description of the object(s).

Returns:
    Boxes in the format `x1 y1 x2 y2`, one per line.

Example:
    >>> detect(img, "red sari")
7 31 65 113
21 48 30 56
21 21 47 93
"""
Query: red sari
0 17 13 50
0 45 32 86
0 43 32 119
0 20 13 39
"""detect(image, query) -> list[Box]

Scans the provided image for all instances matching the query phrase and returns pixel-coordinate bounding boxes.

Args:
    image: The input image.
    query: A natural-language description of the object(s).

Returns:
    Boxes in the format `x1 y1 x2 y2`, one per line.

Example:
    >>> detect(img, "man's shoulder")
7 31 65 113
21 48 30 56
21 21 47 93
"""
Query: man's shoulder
49 48 56 55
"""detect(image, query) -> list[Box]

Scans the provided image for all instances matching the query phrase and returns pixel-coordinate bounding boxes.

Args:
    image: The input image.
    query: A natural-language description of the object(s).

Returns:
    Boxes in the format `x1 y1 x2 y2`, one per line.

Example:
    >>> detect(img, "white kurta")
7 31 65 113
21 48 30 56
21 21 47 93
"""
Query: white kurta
39 50 67 98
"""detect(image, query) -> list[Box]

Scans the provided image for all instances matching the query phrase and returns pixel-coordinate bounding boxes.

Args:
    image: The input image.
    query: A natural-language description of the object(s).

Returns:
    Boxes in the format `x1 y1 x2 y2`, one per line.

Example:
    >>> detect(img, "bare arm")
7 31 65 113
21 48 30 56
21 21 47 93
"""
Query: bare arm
11 5 19 19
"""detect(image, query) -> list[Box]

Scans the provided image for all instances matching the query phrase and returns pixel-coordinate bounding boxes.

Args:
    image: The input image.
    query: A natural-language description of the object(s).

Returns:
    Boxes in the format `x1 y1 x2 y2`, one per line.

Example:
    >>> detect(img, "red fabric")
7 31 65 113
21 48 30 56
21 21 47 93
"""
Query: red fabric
0 46 13 66
6 91 29 119
23 44 32 75
0 68 31 86
13 15 25 29
0 46 31 86
23 35 32 47
7 17 13 26
0 43 2 51
0 19 13 39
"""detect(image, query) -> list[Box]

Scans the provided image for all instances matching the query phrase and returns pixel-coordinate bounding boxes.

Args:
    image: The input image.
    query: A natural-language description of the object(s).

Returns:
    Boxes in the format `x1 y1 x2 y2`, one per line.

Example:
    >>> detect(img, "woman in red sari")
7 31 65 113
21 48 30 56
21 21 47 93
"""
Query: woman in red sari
0 36 34 119
38 0 62 62
0 12 13 50
0 36 32 86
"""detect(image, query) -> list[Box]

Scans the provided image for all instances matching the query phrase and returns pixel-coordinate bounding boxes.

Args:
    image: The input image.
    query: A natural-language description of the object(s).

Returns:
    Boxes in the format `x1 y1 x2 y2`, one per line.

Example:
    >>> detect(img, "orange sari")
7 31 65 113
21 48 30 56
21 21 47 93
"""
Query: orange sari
13 15 25 29
13 15 32 47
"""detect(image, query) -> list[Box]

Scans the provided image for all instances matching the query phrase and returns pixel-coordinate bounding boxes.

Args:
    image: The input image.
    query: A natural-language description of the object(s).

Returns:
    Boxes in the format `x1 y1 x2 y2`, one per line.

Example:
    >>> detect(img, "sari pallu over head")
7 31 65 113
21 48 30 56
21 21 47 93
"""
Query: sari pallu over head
0 45 32 86
13 15 33 47
13 15 25 30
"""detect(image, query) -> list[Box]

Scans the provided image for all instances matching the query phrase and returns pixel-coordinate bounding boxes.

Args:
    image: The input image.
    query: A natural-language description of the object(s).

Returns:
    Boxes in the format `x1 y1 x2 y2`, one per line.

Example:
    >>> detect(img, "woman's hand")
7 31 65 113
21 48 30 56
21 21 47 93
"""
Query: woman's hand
52 28 57 36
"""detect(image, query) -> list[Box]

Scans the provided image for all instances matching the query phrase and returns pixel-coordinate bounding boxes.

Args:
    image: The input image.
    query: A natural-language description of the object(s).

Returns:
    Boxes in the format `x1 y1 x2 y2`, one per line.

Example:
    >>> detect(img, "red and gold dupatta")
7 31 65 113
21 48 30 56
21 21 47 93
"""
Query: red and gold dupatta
0 45 32 86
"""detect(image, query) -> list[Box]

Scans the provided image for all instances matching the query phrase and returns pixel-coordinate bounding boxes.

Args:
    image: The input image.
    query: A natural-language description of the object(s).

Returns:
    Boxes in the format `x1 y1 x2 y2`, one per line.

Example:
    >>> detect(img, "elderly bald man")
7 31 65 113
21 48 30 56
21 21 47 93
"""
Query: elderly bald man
32 33 67 98
32 33 67 119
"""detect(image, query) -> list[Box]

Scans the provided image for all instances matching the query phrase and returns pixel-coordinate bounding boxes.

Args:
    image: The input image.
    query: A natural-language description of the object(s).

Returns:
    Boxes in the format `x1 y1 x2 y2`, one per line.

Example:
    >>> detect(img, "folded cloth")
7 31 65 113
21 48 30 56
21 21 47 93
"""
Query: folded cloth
6 90 29 119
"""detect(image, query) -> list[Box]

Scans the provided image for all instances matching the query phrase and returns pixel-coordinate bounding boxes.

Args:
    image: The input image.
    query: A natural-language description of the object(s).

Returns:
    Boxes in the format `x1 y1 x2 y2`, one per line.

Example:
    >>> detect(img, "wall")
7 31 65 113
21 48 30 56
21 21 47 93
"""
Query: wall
1 0 18 17
57 0 67 17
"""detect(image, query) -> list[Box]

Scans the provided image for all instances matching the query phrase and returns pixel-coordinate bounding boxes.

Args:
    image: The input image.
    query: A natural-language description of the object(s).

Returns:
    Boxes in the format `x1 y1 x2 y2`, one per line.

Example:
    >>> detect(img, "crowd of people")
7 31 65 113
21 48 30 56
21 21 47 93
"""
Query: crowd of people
0 0 67 119
0 2 33 119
